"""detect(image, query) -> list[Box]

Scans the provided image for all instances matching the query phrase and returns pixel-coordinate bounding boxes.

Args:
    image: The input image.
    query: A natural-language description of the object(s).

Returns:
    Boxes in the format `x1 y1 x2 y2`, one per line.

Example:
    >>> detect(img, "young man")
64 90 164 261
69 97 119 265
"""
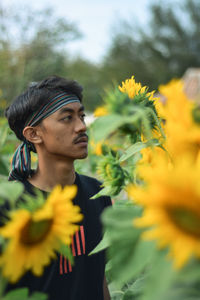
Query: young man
5 76 111 300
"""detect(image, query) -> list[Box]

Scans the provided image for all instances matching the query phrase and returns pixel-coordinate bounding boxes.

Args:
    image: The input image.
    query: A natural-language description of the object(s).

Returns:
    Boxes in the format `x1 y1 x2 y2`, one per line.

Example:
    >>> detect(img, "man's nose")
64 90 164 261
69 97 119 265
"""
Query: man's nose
75 117 87 133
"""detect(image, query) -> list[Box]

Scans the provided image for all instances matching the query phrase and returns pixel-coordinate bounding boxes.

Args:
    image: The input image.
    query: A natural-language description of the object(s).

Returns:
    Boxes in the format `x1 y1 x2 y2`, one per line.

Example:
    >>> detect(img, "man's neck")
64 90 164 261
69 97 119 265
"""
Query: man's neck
28 157 76 192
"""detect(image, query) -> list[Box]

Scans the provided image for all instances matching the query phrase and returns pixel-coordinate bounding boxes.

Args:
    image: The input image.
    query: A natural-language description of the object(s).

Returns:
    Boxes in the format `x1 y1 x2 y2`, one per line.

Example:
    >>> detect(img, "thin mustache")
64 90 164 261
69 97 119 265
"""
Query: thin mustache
73 133 88 144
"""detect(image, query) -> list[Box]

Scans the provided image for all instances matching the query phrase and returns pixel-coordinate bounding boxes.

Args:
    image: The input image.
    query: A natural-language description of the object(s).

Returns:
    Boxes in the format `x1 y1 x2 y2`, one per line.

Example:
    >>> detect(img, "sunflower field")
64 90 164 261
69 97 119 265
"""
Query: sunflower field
0 76 200 299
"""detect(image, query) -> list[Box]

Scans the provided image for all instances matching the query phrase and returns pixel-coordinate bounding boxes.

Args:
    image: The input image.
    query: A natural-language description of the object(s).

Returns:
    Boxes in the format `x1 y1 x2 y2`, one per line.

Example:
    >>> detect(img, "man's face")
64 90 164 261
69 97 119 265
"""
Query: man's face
37 102 88 160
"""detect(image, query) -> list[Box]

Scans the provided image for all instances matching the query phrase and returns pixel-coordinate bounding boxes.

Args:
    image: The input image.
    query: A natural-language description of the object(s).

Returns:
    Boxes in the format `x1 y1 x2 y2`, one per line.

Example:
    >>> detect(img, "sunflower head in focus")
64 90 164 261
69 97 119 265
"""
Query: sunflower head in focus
127 154 200 269
0 185 82 283
118 75 158 104
118 76 148 99
118 76 162 136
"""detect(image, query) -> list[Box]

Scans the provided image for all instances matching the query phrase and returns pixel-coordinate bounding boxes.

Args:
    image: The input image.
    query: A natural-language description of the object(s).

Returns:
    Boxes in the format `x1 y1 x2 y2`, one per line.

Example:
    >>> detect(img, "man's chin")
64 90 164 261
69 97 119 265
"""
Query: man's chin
76 152 88 159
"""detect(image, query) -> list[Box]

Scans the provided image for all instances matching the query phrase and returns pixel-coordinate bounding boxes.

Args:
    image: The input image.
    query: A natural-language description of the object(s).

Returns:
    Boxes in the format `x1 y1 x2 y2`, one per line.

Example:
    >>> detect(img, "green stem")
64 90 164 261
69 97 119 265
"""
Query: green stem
0 272 7 298
147 107 166 139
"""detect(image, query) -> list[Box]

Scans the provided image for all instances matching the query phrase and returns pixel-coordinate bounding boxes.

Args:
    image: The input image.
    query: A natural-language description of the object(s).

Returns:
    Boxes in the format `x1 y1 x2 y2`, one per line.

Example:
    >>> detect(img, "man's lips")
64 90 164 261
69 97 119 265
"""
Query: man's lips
74 135 88 144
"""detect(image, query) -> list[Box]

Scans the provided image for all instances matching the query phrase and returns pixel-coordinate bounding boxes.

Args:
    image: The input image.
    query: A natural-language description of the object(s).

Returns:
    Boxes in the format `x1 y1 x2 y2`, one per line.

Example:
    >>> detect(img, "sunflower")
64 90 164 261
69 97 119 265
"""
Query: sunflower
97 150 127 196
0 185 82 283
90 140 103 156
159 79 200 160
94 106 108 117
139 145 167 165
127 154 200 269
118 76 147 99
118 75 157 102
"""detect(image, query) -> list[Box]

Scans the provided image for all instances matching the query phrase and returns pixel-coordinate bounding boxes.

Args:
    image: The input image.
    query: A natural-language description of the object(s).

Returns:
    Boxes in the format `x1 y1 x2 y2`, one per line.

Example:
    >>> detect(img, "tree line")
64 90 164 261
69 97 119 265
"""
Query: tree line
0 0 199 112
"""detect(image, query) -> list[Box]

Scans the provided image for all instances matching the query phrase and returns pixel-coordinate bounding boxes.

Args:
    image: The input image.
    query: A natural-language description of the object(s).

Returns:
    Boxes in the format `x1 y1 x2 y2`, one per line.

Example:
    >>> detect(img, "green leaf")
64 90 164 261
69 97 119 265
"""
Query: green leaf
59 243 74 265
140 249 176 300
119 142 147 162
89 231 110 255
3 288 29 300
0 124 9 150
0 181 24 204
0 158 9 176
125 275 147 297
28 292 48 300
102 205 155 287
90 186 113 199
176 260 200 283
119 139 160 162
122 289 137 300
162 287 200 300
91 114 139 142
17 189 46 212
0 197 6 205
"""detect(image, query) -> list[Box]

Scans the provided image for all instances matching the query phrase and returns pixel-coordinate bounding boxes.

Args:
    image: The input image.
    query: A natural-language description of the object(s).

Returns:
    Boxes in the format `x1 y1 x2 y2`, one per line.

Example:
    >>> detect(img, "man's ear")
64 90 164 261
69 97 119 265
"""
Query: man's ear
23 126 43 145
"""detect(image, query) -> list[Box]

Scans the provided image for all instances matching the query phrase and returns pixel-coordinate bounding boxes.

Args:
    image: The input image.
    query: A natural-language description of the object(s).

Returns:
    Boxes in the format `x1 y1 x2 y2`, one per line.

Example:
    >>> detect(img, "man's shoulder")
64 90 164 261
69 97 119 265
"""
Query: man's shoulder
76 173 102 195
76 173 112 208
77 173 102 188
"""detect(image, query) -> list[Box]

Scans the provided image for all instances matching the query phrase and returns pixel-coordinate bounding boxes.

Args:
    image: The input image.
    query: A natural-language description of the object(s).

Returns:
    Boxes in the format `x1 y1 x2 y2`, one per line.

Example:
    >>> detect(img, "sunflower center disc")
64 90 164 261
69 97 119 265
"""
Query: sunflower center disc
20 218 53 245
170 207 200 237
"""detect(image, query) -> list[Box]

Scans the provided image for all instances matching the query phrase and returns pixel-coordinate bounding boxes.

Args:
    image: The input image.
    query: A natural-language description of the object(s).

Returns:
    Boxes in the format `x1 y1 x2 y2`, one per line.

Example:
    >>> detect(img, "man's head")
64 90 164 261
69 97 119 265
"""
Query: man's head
5 75 83 142
5 75 88 181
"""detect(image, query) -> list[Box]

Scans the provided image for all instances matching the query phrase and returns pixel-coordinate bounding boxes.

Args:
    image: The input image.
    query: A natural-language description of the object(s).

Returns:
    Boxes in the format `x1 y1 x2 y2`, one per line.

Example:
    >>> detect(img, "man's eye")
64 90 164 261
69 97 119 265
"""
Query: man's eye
81 114 86 120
63 115 72 121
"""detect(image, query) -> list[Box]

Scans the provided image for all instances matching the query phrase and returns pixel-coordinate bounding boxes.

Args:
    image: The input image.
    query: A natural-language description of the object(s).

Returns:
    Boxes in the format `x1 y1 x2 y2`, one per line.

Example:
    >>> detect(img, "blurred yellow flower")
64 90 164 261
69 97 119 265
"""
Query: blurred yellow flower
0 99 7 109
128 154 200 269
90 140 103 156
0 185 82 283
159 79 200 160
154 98 166 119
94 106 108 117
139 146 166 165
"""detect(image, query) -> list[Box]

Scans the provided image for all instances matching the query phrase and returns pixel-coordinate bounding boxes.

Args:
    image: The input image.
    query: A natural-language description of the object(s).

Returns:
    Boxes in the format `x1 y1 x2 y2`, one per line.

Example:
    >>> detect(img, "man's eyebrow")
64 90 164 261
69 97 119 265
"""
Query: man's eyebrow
58 105 85 114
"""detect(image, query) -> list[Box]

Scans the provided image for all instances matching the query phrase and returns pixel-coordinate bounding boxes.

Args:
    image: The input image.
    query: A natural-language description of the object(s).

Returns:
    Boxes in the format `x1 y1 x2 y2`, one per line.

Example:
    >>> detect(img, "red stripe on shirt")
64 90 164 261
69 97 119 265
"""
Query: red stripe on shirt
68 260 72 272
80 225 85 254
64 257 68 273
76 230 81 255
71 237 76 256
59 255 63 275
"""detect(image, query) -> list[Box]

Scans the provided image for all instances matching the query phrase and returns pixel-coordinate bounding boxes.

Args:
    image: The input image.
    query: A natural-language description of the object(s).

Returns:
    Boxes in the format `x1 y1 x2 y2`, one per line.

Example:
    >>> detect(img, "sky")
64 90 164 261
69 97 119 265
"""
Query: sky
2 0 152 63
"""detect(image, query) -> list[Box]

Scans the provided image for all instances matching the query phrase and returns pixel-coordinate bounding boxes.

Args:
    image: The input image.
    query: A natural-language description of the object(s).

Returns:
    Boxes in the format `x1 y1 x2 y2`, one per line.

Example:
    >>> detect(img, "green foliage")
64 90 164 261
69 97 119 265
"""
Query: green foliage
0 5 80 103
66 57 103 111
89 75 200 299
2 288 48 300
102 203 155 287
2 288 29 300
91 114 136 142
1 0 199 112
101 0 200 90
93 150 130 197
59 244 74 266
0 119 18 178
119 139 160 162
101 200 200 300
0 181 24 207
89 231 110 255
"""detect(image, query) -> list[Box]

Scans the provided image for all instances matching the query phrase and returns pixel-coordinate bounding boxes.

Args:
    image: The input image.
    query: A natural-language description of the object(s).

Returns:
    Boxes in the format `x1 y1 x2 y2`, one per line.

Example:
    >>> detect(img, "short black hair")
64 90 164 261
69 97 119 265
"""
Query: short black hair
5 75 83 141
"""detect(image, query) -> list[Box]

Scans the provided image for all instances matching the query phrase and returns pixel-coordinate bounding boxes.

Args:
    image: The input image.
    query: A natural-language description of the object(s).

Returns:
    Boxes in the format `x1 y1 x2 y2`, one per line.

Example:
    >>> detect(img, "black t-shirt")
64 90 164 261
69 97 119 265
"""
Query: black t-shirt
5 173 112 300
